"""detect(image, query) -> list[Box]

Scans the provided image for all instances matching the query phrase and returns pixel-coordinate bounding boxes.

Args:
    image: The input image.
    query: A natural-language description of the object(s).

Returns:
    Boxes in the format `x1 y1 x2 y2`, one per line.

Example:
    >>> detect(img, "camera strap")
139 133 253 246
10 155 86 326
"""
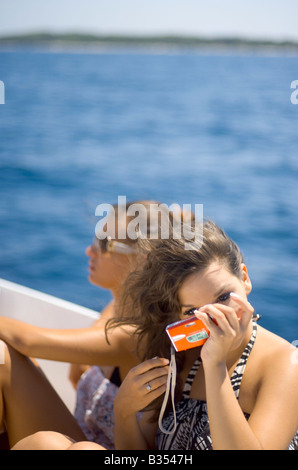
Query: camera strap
158 345 177 435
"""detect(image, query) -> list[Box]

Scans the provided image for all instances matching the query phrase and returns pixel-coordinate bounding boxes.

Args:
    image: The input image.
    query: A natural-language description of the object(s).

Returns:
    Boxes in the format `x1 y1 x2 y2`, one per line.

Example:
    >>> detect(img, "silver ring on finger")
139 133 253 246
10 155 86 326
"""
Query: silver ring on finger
146 383 152 392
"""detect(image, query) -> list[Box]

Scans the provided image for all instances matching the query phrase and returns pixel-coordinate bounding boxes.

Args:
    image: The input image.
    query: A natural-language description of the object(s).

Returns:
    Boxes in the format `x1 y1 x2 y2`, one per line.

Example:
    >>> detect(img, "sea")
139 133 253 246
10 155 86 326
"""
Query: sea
0 46 297 343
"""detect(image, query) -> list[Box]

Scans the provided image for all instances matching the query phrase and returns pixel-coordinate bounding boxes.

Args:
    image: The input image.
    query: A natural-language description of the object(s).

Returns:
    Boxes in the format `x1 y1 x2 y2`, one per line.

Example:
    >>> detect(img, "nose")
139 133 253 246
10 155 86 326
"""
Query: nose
86 244 95 256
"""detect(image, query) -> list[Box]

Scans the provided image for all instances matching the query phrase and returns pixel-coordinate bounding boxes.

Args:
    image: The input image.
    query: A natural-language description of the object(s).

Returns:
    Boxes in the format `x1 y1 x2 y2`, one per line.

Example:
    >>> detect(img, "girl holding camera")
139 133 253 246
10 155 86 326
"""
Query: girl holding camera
110 220 298 450
11 220 298 450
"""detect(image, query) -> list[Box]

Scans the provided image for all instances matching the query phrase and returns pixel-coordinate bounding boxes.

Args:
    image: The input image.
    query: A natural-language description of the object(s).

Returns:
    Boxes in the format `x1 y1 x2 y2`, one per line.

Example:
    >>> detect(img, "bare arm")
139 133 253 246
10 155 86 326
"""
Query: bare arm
67 301 114 387
246 348 298 450
0 315 135 366
204 362 263 449
204 347 298 450
198 296 298 450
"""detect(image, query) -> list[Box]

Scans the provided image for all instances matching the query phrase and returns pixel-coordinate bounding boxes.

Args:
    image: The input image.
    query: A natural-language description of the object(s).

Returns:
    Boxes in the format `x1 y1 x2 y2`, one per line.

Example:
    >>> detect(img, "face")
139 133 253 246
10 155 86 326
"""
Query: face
178 261 252 319
86 214 136 291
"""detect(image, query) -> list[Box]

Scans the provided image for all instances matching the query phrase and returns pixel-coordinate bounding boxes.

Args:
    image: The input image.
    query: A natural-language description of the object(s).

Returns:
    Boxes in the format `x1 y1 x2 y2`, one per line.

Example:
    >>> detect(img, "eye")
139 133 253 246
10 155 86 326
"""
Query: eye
183 308 198 316
216 292 231 303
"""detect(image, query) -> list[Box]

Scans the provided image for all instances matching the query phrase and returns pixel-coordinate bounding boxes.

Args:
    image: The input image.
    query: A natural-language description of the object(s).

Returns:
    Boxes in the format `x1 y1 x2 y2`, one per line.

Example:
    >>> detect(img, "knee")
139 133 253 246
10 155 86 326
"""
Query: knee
12 431 75 450
0 341 5 366
0 340 8 364
67 441 105 451
0 341 10 379
0 341 20 387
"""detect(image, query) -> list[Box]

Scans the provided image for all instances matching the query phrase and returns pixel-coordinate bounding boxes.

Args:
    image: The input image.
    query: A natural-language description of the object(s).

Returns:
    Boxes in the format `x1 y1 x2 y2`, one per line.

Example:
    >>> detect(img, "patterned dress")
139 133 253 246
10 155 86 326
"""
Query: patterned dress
74 366 120 450
156 323 298 450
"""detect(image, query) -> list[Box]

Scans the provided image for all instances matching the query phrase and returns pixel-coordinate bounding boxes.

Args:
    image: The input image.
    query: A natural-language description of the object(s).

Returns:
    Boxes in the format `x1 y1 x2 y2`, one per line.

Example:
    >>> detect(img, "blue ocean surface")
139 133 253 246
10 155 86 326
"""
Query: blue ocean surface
0 48 297 342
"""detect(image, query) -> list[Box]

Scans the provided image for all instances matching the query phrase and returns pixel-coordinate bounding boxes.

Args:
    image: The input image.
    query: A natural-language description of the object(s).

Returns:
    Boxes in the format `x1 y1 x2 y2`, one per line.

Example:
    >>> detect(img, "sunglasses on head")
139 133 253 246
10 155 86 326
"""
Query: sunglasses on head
93 236 137 255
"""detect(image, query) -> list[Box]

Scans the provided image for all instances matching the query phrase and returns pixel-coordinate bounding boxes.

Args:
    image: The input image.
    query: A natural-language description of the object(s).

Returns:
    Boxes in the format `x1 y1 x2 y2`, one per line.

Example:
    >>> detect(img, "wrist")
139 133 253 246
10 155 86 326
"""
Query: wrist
114 397 136 421
202 357 228 374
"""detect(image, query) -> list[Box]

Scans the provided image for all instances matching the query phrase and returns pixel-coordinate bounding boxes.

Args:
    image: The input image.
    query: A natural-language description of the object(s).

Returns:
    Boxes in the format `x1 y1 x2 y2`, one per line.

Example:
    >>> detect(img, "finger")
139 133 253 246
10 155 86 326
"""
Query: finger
212 303 240 331
229 293 254 328
195 310 214 331
130 357 169 377
230 293 254 314
198 304 231 333
144 382 168 404
144 371 169 394
142 365 169 391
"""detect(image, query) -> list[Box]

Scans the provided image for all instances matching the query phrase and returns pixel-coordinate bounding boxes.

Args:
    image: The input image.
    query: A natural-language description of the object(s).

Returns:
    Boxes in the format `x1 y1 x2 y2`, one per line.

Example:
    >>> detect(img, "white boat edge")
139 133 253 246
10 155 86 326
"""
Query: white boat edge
0 278 100 412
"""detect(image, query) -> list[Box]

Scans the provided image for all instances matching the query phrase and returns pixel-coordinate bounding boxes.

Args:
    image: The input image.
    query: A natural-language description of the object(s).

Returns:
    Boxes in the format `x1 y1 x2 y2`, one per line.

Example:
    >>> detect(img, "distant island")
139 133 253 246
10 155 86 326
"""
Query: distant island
1 32 298 52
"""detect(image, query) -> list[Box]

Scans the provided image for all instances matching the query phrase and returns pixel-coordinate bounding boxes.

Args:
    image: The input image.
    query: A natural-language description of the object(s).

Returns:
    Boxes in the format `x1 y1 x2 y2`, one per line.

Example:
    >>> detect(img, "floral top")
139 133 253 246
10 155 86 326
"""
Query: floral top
74 366 120 450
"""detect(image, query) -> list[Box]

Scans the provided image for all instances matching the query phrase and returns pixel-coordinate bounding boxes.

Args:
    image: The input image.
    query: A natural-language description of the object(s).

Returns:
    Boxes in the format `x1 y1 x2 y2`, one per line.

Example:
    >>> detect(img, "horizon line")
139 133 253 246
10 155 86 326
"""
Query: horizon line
1 30 298 46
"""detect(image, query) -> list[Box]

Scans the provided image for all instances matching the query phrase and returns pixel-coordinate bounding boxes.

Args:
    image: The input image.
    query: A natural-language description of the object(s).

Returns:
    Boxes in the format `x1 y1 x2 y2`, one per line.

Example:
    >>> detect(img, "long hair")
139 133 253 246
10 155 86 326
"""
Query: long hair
107 220 244 416
107 220 244 362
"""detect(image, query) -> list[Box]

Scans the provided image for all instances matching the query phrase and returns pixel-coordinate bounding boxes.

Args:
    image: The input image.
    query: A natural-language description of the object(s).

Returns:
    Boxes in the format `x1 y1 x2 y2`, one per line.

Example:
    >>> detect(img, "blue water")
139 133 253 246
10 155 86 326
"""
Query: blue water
0 48 297 342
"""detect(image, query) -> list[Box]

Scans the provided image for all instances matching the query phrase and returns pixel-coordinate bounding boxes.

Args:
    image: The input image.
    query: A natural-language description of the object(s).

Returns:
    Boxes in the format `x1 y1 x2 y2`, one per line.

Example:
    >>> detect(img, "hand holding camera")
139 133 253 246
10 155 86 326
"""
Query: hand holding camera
167 293 255 362
193 293 255 365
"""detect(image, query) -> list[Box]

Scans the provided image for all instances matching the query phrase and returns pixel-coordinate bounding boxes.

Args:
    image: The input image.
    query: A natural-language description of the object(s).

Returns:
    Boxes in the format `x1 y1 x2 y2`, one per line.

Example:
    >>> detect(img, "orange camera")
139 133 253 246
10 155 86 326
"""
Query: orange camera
166 316 210 352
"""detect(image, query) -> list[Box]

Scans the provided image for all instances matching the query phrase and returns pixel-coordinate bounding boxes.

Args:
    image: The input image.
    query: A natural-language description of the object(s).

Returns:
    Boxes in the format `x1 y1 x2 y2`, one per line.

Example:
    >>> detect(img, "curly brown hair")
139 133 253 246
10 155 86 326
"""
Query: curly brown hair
107 220 244 363
106 220 245 415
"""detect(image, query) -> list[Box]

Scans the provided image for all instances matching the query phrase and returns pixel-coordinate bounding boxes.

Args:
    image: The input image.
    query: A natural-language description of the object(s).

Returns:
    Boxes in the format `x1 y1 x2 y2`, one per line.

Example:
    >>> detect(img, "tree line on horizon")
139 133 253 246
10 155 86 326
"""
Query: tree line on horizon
0 32 297 49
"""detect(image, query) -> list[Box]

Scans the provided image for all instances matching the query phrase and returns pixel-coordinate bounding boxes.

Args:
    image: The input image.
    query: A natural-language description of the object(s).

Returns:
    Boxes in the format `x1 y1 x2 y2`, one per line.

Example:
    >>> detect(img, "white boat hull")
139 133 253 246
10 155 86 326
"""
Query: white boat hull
0 278 99 412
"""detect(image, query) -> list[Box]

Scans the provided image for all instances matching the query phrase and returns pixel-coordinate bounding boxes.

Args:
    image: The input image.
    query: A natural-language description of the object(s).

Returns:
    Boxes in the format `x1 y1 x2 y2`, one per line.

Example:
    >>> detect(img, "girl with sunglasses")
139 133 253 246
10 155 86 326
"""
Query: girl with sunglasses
0 200 179 449
13 220 298 450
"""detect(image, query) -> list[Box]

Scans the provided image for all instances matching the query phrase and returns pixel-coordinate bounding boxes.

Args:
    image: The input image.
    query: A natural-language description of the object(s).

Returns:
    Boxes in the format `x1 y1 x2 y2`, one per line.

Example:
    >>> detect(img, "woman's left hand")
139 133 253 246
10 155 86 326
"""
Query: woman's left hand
114 357 169 419
195 293 254 366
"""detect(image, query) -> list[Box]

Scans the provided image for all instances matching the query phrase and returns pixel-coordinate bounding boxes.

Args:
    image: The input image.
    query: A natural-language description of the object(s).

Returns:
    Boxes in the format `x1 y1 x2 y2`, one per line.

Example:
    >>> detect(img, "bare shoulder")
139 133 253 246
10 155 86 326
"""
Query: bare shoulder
247 326 298 449
106 323 139 354
256 325 295 354
106 322 136 340
255 326 298 383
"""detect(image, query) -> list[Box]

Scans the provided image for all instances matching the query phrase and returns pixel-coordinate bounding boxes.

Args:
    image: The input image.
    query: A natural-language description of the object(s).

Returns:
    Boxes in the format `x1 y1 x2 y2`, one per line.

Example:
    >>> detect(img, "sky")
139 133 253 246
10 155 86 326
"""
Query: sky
0 0 298 41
